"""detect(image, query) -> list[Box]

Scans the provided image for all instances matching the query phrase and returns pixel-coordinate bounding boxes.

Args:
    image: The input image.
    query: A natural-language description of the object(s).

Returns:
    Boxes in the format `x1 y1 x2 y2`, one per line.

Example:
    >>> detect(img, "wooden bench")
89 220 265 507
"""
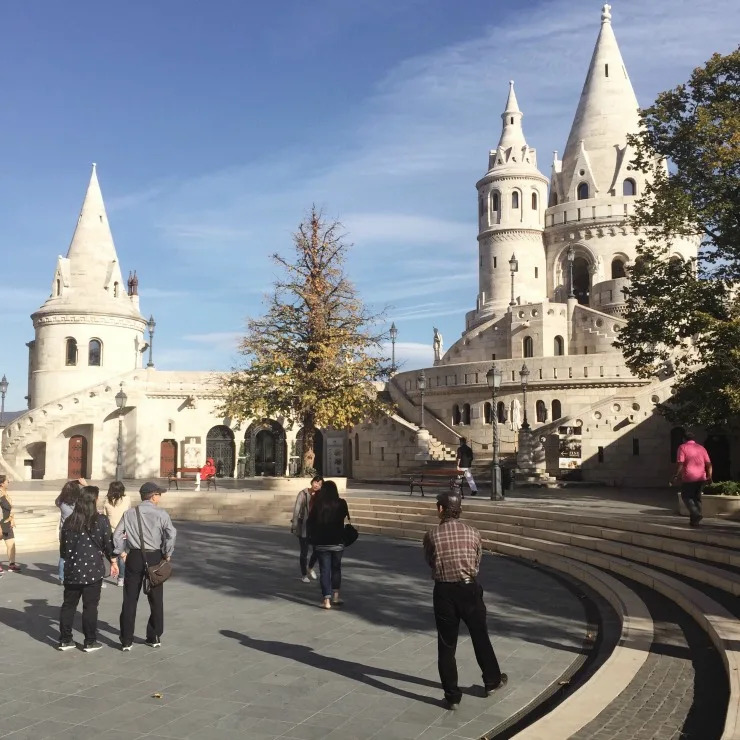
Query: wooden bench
408 468 463 497
167 468 217 491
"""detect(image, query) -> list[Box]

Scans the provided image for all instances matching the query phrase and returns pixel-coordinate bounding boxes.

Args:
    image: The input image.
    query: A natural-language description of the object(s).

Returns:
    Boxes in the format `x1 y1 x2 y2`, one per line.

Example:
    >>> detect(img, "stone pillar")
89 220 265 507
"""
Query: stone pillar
415 428 431 461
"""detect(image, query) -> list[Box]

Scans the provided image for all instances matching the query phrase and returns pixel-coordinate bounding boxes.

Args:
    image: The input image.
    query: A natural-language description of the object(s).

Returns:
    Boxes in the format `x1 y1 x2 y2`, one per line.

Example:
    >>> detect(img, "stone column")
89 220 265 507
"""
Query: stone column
415 428 431 461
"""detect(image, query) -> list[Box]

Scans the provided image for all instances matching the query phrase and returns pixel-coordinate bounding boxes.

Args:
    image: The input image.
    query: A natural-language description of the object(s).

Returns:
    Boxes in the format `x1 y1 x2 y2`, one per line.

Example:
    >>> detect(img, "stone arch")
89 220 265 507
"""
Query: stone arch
523 336 534 358
536 400 547 423
496 401 507 423
88 338 102 366
551 399 562 421
484 402 492 424
554 335 565 356
623 178 637 196
461 403 471 426
556 244 598 304
611 255 628 279
244 419 286 477
65 337 78 366
206 425 236 477
452 404 461 426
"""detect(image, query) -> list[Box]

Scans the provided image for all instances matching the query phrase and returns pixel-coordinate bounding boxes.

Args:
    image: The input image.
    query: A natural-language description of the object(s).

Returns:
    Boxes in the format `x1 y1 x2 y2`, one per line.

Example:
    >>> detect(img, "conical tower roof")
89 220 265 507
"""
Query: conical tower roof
498 81 527 151
560 4 639 192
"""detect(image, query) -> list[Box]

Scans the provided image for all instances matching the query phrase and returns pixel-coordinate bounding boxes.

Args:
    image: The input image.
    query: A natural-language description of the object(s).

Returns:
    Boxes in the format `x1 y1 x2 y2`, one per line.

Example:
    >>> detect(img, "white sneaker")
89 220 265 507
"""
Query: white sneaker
309 569 317 580
301 576 311 583
117 578 124 587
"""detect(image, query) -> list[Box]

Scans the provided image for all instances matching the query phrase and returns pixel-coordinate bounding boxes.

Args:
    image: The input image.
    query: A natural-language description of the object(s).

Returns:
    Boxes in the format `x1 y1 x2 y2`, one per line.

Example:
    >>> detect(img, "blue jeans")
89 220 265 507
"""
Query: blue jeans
316 550 343 599
117 555 126 579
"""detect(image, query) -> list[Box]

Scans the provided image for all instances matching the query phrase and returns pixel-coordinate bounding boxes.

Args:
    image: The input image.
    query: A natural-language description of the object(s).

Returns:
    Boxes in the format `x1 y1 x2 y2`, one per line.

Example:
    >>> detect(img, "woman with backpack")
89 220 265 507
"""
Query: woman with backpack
290 475 323 582
58 486 118 652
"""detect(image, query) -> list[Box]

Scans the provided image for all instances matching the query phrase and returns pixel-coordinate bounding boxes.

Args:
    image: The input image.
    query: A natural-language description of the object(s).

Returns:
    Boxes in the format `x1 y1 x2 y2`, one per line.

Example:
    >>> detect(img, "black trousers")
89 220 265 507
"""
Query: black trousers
120 549 165 645
681 481 705 523
433 581 502 703
60 580 102 644
299 537 317 576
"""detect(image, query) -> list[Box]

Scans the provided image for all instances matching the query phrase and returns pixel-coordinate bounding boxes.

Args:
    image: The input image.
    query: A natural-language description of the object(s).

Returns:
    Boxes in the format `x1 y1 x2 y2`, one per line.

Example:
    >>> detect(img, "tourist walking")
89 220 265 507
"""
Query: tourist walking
673 432 713 526
0 475 21 573
114 482 176 650
103 481 131 586
291 475 323 582
456 437 478 496
306 480 350 610
58 486 118 651
55 479 84 583
423 492 507 710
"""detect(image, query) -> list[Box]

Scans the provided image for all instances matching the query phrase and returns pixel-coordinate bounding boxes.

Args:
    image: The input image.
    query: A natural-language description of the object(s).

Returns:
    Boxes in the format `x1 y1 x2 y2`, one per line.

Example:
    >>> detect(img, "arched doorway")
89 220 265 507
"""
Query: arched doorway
206 425 235 477
296 428 324 476
572 257 590 305
67 436 88 479
244 419 287 477
160 439 177 477
704 433 731 482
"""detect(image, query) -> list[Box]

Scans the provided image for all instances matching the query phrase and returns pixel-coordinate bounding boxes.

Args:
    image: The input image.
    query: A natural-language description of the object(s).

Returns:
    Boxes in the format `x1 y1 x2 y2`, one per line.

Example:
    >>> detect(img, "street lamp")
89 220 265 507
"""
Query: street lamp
114 383 128 480
146 315 156 368
567 246 575 299
519 363 530 430
0 375 8 427
389 322 398 374
486 364 503 500
509 253 519 307
416 370 427 430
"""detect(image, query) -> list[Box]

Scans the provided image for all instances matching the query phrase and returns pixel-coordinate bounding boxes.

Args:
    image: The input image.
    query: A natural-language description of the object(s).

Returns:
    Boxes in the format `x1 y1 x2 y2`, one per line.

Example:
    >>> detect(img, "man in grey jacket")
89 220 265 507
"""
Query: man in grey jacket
113 482 176 651
291 476 322 582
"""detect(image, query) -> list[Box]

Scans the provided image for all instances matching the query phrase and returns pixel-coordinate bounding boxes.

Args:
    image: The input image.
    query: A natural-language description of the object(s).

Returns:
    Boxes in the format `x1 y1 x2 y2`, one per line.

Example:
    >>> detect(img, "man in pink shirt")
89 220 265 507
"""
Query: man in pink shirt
673 433 712 526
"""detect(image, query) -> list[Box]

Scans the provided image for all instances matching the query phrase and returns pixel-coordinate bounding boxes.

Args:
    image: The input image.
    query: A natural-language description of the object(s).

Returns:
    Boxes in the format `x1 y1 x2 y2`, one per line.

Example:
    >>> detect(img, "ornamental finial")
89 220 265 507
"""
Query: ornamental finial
601 3 612 23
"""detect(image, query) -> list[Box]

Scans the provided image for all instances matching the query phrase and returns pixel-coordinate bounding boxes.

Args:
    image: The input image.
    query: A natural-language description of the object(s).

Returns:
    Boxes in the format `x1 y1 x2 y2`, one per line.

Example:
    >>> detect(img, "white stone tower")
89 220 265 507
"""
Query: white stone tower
473 82 549 325
28 165 147 409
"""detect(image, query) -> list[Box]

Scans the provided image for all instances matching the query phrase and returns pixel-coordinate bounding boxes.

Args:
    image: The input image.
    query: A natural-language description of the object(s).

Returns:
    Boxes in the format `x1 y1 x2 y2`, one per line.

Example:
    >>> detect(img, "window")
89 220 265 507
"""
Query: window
65 338 78 366
536 400 547 423
554 336 565 356
497 401 506 424
577 182 589 200
598 446 604 462
531 192 538 210
380 447 385 461
611 258 626 279
523 336 534 358
494 257 497 268
113 282 119 298
535 267 538 279
551 399 562 420
396 453 400 468
605 63 609 77
55 278 60 296
492 191 500 213
354 434 359 460
452 405 461 425
461 404 471 425
479 195 487 221
512 191 520 209
88 339 102 366
550 191 558 207
623 178 636 196
484 402 492 424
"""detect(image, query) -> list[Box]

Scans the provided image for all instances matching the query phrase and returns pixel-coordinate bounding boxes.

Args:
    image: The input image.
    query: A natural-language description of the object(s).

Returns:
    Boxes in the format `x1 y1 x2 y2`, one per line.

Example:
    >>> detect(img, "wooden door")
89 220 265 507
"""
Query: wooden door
67 435 87 479
160 440 177 477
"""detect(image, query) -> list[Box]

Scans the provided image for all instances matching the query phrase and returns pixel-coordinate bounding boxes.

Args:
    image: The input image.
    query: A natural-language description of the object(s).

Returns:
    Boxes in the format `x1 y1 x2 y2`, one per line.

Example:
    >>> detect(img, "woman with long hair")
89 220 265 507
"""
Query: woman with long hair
55 479 84 583
0 475 21 573
58 486 117 652
103 481 130 586
306 480 350 610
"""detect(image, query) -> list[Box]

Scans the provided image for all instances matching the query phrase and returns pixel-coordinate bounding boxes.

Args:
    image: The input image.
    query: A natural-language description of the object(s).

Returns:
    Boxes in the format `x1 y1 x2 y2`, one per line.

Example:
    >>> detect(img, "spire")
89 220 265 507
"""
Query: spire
497 80 527 150
560 5 639 190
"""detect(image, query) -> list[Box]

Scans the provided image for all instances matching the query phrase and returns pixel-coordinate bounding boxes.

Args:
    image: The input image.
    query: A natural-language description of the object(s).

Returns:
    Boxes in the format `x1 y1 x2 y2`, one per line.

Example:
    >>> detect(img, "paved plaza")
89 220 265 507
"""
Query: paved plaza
0 522 589 740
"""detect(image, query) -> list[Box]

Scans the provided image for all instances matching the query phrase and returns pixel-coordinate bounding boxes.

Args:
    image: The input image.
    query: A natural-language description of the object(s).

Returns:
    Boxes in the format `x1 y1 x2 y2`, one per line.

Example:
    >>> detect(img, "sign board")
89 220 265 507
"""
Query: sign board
558 425 582 469
326 437 345 476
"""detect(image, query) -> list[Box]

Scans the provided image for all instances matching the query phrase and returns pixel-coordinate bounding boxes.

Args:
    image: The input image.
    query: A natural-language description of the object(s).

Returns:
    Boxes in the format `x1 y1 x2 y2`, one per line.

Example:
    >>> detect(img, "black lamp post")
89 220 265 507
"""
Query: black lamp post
417 370 426 429
509 253 519 307
519 363 530 430
0 375 8 427
146 315 156 368
567 246 575 299
389 322 398 374
486 364 503 500
114 383 128 480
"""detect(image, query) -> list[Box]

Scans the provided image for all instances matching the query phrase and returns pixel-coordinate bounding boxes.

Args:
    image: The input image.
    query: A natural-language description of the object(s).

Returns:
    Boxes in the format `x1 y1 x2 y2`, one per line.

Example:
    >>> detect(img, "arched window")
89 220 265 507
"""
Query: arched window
461 404 471 426
523 336 534 358
551 399 562 420
65 338 78 367
554 336 564 356
88 339 102 366
479 194 487 223
113 282 119 298
452 405 461 425
354 434 359 460
55 278 61 296
536 400 547 423
512 191 520 209
531 192 538 210
484 402 492 424
623 178 637 196
577 182 589 200
497 401 507 424
550 191 558 207
611 258 626 279
492 191 500 213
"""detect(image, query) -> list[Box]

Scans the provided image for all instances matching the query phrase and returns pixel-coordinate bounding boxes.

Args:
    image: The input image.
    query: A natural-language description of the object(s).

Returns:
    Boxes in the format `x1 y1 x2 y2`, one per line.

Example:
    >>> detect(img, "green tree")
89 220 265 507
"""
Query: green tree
616 48 740 427
220 207 392 474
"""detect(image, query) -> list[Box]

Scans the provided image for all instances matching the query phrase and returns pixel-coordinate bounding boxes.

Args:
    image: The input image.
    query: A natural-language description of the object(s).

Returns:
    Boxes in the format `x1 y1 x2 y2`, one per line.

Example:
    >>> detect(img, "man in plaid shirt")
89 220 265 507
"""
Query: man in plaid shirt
423 492 507 710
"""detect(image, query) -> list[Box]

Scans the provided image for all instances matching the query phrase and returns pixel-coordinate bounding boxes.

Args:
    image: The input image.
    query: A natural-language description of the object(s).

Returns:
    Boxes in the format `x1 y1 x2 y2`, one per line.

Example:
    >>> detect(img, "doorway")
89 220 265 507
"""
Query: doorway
572 257 591 305
255 430 277 476
704 433 731 482
67 435 88 479
160 439 178 477
205 425 235 477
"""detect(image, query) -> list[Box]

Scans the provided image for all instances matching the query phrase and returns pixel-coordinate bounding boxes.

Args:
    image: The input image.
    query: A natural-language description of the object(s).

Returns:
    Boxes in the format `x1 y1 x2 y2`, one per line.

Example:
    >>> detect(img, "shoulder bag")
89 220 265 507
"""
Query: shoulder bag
135 506 173 592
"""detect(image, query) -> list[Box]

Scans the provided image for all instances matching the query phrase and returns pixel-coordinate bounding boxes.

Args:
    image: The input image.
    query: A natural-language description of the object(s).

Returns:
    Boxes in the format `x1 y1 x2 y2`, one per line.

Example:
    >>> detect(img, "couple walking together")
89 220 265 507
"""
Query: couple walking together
291 476 351 609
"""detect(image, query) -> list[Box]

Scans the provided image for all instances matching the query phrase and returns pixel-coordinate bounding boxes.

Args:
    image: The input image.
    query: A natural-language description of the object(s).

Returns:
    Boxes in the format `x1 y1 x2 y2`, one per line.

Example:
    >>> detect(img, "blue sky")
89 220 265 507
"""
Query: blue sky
1 0 738 410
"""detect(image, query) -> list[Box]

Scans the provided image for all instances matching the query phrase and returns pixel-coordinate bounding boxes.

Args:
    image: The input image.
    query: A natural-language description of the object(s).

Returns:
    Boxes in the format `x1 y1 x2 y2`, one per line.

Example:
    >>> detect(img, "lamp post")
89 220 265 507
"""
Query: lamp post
146 315 156 368
486 364 503 500
389 322 398 374
519 363 530 430
114 383 128 481
567 246 575 299
0 375 8 427
509 253 519 307
417 370 426 429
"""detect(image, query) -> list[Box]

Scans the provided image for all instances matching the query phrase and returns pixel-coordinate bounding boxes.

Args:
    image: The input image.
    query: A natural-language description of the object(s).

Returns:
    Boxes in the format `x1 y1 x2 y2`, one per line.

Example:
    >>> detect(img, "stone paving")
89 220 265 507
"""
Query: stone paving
0 523 588 740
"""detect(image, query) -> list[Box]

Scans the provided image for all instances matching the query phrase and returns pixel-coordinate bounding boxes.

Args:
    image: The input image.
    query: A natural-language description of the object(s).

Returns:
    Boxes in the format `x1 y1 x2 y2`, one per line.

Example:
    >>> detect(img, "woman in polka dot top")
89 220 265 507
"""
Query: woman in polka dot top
58 486 118 652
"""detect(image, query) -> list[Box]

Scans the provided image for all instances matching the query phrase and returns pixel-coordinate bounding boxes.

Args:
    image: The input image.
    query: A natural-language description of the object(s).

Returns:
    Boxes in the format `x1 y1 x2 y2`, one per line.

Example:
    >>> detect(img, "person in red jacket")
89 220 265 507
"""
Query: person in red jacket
200 458 217 481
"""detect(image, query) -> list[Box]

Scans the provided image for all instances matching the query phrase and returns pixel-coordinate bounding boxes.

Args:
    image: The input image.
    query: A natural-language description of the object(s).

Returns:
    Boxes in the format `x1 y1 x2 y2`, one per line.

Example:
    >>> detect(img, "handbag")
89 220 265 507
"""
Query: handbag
135 506 173 592
343 522 359 547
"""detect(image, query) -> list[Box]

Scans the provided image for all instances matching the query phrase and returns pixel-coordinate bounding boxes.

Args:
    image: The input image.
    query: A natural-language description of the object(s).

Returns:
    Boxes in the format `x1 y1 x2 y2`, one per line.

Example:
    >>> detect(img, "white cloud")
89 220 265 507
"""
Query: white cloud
183 332 242 351
384 341 433 372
